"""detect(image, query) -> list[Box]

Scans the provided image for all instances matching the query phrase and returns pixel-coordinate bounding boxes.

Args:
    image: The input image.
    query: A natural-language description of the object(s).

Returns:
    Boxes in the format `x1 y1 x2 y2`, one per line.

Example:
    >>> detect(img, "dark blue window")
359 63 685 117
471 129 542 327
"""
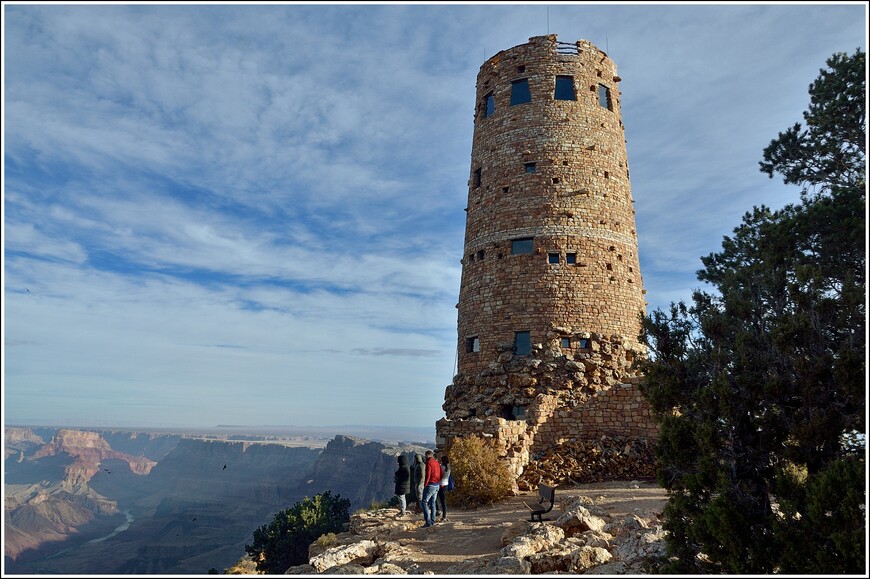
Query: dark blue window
578 338 590 349
514 331 531 356
483 93 495 118
554 75 576 100
566 253 577 264
511 238 533 255
560 337 571 348
524 162 537 173
548 253 559 264
510 79 531 106
598 84 612 110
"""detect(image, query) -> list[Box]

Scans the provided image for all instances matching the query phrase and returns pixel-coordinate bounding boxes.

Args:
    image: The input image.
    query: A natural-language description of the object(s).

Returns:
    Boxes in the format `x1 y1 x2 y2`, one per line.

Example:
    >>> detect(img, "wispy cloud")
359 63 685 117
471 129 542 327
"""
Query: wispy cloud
3 3 865 428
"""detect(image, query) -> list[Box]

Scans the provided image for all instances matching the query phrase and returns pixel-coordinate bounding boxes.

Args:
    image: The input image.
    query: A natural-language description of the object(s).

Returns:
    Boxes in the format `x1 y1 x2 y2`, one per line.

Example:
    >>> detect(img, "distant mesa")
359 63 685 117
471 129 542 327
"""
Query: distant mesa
31 429 157 483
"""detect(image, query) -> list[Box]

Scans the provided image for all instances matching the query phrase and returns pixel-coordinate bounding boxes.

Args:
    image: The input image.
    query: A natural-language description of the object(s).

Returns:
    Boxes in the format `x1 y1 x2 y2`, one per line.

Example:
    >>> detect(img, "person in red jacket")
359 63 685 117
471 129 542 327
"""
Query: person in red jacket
421 450 442 527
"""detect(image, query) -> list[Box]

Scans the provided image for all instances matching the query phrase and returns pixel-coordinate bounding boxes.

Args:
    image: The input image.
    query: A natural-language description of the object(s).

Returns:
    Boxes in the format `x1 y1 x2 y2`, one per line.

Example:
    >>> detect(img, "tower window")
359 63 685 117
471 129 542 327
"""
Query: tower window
514 331 531 356
510 78 531 106
477 250 485 261
548 252 559 264
578 338 590 349
465 336 480 353
560 337 571 348
566 252 577 264
511 237 534 255
473 168 482 188
554 75 576 100
482 92 495 118
524 162 537 173
598 84 612 110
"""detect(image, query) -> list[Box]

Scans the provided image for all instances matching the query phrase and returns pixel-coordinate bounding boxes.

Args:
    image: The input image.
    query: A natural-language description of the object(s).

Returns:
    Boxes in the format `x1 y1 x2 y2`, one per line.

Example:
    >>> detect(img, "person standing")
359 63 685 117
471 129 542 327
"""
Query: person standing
394 454 411 516
410 453 425 513
421 450 442 527
436 454 451 522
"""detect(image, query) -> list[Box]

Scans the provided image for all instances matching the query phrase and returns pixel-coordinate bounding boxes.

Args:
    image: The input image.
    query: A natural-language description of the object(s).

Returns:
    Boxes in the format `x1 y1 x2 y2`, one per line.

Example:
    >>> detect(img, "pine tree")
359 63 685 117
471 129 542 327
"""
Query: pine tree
640 49 865 574
244 491 351 574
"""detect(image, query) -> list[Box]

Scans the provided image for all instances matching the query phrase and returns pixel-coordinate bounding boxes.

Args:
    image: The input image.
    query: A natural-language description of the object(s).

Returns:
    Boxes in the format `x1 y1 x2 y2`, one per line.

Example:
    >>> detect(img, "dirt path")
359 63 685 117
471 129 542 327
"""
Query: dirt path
381 479 667 573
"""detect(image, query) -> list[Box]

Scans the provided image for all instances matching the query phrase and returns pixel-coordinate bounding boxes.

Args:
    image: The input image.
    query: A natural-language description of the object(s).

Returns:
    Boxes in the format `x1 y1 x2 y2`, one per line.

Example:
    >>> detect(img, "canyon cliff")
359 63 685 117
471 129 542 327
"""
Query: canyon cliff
4 426 429 574
300 435 430 509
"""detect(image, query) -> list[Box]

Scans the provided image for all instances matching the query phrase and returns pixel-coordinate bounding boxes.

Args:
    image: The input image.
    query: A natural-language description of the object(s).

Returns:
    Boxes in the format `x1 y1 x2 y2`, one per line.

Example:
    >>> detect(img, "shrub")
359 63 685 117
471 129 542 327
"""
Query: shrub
244 491 350 574
314 532 338 550
446 435 514 508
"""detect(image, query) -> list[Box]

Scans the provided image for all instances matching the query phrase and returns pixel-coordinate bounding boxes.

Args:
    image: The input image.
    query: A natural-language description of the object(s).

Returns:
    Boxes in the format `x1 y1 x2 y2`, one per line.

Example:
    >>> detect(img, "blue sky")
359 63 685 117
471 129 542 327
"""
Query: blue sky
3 2 867 430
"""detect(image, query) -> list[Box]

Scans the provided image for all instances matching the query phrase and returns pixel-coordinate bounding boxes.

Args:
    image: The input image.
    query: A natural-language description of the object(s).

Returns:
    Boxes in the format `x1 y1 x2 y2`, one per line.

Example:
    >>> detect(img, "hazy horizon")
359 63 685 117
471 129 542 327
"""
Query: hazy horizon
5 421 438 444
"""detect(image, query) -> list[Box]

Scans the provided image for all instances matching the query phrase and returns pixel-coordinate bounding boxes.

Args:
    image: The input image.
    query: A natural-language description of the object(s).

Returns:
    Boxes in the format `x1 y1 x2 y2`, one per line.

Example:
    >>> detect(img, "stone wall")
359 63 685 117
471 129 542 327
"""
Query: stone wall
438 35 656 479
455 34 646 378
437 333 655 478
534 382 658 445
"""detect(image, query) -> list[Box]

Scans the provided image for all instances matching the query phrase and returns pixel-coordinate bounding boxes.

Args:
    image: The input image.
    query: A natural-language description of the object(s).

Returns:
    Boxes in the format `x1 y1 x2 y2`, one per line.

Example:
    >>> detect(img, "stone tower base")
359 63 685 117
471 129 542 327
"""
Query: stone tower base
436 333 658 479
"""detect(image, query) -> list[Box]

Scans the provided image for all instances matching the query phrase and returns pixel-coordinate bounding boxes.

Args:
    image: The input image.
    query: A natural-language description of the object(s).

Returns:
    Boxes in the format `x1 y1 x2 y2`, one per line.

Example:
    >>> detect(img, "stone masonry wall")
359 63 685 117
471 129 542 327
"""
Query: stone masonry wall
438 331 655 477
437 35 656 479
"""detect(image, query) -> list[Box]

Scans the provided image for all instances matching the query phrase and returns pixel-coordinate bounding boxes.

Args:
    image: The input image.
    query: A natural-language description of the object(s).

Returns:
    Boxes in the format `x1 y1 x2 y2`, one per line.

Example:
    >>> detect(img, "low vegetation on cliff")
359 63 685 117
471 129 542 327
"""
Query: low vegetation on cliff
244 491 351 574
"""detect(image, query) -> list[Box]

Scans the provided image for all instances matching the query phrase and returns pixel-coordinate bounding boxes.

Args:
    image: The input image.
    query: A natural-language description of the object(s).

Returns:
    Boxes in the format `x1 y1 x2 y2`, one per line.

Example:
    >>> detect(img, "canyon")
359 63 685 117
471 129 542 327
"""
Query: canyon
3 425 431 574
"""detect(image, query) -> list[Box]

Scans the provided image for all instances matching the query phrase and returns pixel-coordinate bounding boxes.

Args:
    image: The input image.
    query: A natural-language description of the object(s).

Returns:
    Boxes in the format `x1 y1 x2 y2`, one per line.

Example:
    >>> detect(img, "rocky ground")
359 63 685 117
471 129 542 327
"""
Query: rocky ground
271 479 668 575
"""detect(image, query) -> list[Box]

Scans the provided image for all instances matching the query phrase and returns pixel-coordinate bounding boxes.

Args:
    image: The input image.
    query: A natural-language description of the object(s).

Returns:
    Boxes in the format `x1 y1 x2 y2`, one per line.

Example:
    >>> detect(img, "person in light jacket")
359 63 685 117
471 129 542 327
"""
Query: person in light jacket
436 454 451 522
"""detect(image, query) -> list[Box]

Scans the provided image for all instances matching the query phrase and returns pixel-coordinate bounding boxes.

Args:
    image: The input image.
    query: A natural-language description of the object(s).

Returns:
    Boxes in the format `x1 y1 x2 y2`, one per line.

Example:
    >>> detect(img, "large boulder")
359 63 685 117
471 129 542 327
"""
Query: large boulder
573 546 613 571
555 504 607 535
500 523 565 559
489 556 532 574
527 544 612 573
500 520 532 546
310 540 378 572
363 563 407 574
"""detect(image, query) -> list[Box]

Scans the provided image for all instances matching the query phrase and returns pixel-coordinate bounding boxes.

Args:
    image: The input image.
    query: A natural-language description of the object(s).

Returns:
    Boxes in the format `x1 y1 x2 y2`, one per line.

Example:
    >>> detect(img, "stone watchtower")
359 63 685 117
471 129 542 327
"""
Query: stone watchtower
436 35 656 477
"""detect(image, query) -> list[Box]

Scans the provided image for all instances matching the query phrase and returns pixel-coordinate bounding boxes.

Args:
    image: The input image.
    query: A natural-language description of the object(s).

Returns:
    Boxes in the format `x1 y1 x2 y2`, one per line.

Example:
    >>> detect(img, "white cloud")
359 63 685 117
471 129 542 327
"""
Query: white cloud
3 3 865 428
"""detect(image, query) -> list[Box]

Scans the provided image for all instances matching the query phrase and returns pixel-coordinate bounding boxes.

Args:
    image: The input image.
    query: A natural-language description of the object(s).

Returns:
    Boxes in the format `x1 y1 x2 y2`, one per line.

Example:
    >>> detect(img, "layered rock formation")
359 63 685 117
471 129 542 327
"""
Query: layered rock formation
299 435 430 510
5 428 427 574
4 428 166 561
31 428 157 486
4 426 45 459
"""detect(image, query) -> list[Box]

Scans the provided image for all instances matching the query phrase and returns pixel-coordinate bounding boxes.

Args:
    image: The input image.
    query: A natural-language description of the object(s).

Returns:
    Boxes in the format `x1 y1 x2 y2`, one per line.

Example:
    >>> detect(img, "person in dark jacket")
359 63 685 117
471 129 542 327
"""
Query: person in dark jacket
394 454 411 515
410 453 425 513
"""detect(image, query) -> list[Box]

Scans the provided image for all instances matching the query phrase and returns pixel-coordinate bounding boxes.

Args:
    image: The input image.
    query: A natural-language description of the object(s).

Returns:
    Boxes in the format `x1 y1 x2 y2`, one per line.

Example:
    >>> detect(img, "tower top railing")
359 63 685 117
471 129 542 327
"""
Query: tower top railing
555 41 579 55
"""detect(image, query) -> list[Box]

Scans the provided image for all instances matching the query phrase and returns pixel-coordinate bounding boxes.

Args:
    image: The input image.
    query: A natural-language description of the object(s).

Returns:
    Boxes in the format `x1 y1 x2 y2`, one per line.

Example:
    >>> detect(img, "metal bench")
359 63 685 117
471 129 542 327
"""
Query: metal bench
523 484 556 522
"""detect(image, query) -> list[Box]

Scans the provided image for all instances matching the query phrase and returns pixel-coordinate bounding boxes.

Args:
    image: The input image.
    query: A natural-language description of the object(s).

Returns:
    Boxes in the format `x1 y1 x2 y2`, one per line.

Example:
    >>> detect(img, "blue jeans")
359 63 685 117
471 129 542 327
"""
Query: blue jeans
396 494 406 514
422 484 440 526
